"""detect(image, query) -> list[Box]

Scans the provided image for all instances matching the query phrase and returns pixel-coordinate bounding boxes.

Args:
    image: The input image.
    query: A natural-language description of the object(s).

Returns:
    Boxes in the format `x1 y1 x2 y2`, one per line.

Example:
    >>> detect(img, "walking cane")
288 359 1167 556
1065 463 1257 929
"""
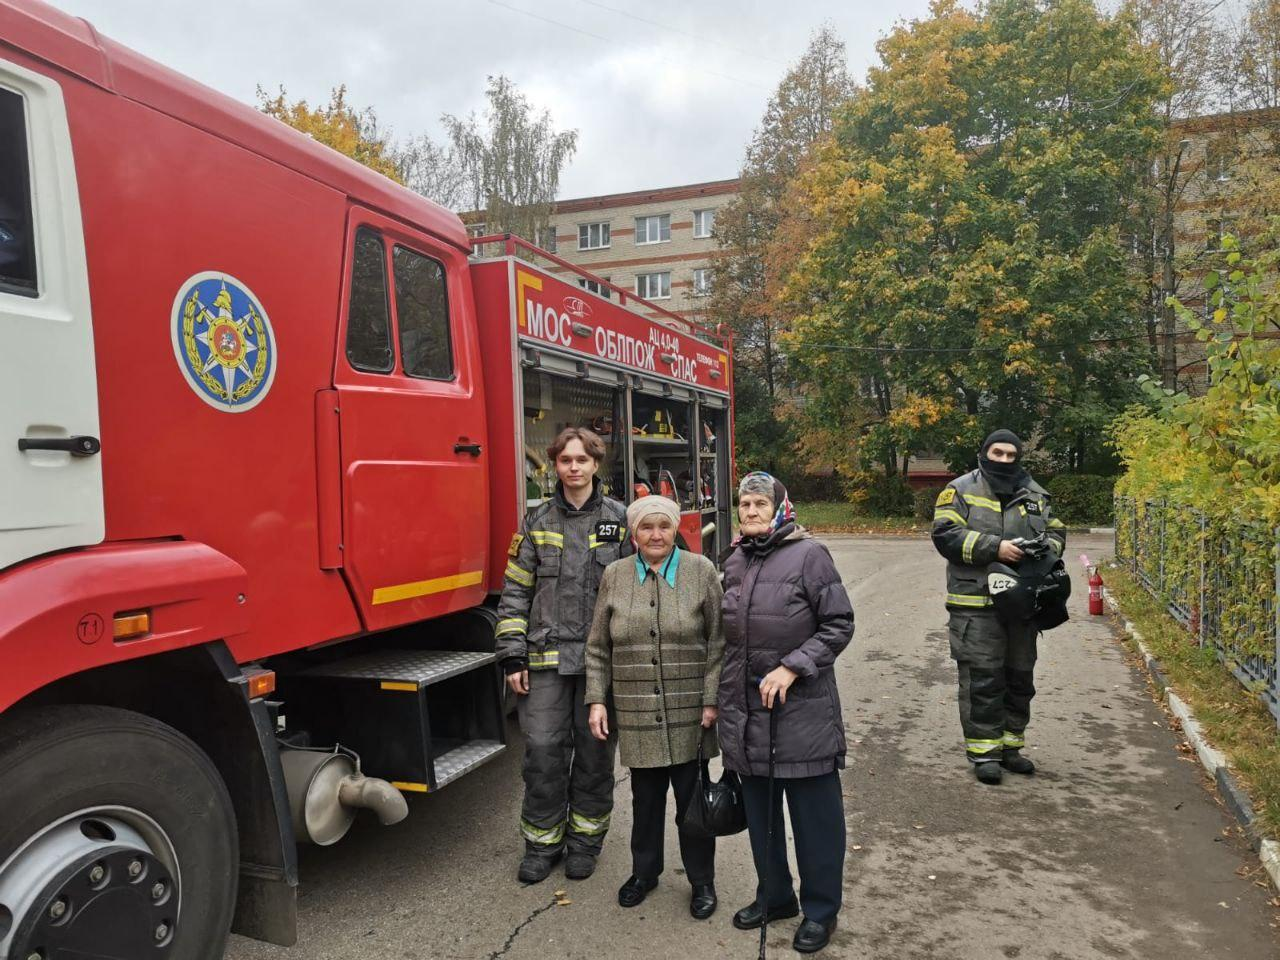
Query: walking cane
759 704 779 960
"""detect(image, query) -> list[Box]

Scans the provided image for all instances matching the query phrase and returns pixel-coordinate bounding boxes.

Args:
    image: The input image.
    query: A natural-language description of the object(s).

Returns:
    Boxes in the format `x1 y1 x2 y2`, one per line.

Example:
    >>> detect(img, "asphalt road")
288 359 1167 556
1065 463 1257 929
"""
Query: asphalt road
225 534 1280 960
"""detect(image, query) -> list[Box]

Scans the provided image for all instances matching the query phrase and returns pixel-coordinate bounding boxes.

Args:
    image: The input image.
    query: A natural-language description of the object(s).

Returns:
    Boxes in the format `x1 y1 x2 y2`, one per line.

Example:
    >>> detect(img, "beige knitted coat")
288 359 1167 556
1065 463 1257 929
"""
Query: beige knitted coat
584 550 725 769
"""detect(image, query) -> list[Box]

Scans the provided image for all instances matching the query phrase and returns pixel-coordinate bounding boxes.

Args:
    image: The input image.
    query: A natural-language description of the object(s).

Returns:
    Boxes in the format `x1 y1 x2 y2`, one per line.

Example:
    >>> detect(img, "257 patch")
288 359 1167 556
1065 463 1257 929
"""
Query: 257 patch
1025 501 1042 514
594 520 626 543
936 487 956 507
508 534 525 557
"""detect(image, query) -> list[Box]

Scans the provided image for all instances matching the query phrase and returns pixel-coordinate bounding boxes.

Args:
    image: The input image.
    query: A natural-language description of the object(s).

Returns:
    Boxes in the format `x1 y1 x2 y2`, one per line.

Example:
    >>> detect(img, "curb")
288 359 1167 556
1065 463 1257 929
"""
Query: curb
1106 593 1280 893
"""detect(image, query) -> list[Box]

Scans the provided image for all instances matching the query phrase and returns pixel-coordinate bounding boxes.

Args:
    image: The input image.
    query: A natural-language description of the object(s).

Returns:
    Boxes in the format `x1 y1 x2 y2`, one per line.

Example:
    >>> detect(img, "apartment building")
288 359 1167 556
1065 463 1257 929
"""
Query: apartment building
534 178 739 326
1161 106 1279 389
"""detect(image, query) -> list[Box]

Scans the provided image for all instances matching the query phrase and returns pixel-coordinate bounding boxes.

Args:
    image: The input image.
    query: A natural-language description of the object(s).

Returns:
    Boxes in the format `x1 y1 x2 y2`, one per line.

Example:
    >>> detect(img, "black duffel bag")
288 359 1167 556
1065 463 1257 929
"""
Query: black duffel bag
681 739 747 838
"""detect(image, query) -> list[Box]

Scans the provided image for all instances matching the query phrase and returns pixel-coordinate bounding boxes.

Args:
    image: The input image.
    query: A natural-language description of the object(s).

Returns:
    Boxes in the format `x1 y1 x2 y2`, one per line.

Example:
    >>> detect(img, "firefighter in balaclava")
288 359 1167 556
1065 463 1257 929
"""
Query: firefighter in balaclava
495 427 631 882
930 430 1066 784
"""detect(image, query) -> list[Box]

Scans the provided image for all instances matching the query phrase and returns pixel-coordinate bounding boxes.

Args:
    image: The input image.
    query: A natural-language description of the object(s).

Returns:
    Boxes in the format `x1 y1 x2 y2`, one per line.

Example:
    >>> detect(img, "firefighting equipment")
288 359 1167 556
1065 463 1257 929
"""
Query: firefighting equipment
985 536 1071 629
931 469 1066 612
1001 750 1035 775
975 760 1002 784
495 481 628 675
516 672 617 863
933 460 1062 767
1089 567 1104 616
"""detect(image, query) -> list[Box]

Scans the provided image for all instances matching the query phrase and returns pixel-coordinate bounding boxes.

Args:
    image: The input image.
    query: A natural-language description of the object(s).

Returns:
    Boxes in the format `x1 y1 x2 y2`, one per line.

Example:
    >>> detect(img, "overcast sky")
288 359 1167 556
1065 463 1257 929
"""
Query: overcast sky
48 0 939 201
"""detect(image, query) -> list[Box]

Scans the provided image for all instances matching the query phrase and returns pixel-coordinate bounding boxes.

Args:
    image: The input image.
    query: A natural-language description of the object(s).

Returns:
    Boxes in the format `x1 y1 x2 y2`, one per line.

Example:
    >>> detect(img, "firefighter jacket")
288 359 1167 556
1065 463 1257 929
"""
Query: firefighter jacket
495 481 630 675
930 469 1066 612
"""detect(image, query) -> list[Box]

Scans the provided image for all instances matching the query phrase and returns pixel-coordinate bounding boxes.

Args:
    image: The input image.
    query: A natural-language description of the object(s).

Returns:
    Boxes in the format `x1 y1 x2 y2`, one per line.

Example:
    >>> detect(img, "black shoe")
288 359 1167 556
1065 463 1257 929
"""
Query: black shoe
517 850 562 884
793 916 837 953
564 852 597 880
617 875 658 908
690 883 718 920
1001 750 1036 775
731 897 800 930
974 760 1003 785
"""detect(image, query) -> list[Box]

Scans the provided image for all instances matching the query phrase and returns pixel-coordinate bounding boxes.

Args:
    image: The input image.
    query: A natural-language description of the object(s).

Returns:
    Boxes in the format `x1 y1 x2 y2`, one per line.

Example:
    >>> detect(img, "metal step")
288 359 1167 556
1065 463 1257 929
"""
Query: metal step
432 740 505 789
278 648 505 793
297 649 495 687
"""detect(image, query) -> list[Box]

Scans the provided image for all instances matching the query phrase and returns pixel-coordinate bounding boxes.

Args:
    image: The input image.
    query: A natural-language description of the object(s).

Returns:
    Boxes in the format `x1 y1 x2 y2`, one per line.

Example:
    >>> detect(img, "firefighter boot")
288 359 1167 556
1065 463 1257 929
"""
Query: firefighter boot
1001 749 1036 775
974 760 1003 785
564 851 597 880
518 849 562 884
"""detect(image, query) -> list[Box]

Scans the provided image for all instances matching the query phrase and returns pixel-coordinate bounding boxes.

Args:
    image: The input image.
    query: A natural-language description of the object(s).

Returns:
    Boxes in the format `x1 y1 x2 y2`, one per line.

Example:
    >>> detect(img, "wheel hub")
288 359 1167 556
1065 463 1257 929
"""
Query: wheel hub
0 812 180 960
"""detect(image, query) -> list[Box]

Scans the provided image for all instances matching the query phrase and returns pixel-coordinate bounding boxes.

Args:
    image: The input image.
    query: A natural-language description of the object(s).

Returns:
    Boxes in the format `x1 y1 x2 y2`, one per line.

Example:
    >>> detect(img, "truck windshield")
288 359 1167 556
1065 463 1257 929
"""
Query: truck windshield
0 88 37 297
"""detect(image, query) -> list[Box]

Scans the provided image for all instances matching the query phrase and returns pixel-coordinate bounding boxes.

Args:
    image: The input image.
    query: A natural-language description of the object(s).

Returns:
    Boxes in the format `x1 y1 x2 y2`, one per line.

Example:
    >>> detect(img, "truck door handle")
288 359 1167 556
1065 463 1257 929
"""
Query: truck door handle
18 435 101 457
454 441 483 457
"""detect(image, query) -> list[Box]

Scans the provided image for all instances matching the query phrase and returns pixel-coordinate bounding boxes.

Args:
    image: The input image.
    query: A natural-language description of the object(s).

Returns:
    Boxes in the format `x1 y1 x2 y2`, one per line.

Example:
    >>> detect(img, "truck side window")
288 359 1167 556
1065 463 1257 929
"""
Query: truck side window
0 88 37 297
393 245 454 380
346 228 394 373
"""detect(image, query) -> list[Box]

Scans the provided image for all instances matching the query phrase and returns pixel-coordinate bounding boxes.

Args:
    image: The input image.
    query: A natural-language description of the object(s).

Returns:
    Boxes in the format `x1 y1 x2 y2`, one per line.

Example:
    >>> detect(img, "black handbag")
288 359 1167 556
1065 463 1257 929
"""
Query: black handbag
681 738 747 838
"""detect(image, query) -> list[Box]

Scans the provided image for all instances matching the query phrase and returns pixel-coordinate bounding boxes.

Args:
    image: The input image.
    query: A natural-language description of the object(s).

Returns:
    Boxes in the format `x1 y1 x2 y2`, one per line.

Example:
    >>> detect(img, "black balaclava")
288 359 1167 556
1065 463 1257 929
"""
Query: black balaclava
978 429 1029 498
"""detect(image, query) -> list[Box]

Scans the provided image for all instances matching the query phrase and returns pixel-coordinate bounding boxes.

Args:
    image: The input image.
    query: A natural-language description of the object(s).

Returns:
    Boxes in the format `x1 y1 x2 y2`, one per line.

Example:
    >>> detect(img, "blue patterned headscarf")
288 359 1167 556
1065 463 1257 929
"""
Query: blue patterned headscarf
738 471 796 531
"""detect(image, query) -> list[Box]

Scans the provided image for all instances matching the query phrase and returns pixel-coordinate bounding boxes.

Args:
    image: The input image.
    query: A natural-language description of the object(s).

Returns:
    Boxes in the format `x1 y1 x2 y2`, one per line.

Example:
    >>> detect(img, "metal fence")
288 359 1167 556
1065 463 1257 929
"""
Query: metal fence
1114 497 1280 727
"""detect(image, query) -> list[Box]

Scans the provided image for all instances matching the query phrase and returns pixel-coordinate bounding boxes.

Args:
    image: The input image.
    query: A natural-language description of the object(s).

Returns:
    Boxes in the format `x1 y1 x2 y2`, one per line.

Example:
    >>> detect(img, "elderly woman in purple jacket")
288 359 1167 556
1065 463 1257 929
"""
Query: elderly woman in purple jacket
718 472 854 955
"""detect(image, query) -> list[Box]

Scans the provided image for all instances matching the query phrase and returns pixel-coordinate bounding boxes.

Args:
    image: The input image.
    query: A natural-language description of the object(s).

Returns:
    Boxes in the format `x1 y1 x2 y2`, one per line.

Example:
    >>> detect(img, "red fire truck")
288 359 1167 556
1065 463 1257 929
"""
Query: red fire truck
0 2 735 955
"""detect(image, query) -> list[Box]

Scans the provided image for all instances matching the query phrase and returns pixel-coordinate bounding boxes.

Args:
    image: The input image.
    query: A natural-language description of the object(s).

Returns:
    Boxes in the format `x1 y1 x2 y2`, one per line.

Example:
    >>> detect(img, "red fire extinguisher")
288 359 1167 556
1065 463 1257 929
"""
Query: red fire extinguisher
1088 566 1104 616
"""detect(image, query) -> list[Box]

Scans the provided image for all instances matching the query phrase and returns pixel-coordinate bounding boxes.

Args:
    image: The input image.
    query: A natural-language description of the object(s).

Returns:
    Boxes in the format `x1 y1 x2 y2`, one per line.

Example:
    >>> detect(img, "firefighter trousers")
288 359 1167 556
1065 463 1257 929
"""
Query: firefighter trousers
947 610 1038 762
516 670 617 858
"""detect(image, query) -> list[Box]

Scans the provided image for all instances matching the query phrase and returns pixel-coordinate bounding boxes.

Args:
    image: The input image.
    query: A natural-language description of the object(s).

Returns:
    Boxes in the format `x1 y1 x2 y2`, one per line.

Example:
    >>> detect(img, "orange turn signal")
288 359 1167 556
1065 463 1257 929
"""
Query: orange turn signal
112 611 150 641
245 668 276 699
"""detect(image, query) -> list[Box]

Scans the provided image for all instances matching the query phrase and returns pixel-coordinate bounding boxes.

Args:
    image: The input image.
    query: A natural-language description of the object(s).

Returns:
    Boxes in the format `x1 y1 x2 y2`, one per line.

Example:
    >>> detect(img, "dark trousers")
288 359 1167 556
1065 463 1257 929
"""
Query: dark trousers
948 610 1038 761
740 771 845 925
629 760 715 885
516 671 617 856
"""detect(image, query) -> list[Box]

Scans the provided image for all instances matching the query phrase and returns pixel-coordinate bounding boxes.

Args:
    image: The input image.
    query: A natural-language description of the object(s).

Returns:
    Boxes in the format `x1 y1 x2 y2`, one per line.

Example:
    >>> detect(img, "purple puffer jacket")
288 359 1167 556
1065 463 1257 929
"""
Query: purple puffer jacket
718 524 854 778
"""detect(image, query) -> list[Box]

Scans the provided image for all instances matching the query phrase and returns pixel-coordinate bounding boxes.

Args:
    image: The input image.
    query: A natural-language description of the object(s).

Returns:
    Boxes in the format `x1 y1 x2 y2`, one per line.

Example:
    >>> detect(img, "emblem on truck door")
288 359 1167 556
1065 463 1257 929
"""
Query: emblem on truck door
170 272 277 411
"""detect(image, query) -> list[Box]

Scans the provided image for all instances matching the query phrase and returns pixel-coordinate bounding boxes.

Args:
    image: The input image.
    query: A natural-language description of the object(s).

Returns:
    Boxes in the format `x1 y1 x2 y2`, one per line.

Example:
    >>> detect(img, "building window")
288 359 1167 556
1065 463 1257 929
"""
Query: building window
635 272 671 300
692 268 711 296
634 214 671 245
578 222 610 250
466 222 487 239
394 245 454 380
693 209 715 239
1205 139 1233 183
0 88 37 296
1206 217 1233 252
346 228 394 373
535 227 557 254
577 277 612 299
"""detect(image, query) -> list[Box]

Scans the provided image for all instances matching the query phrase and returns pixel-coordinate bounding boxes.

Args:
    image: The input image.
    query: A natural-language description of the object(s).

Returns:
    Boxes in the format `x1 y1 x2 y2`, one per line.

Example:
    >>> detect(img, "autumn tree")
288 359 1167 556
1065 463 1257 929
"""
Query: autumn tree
709 25 858 474
442 76 578 242
258 85 405 184
783 0 1165 476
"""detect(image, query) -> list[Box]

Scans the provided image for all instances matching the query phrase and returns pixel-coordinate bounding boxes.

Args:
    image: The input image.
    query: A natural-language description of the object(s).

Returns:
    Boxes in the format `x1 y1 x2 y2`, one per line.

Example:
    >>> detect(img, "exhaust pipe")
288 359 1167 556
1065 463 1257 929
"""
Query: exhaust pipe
280 747 409 845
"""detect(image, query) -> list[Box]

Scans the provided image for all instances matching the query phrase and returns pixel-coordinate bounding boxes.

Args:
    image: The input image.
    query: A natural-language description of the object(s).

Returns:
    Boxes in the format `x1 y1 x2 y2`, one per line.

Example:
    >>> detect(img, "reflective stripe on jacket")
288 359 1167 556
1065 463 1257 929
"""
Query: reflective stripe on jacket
494 482 630 675
930 469 1066 612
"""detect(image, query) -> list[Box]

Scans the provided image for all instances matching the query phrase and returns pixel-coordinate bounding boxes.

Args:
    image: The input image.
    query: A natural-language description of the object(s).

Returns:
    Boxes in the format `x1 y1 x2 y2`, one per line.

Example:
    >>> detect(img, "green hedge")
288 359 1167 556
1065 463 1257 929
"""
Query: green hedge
1043 474 1115 527
915 485 948 521
856 474 917 517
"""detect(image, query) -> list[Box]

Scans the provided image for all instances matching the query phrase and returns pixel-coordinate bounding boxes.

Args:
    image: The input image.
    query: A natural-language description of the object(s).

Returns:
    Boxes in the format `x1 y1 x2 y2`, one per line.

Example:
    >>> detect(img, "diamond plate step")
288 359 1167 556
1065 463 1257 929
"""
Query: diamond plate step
298 649 495 687
432 740 505 789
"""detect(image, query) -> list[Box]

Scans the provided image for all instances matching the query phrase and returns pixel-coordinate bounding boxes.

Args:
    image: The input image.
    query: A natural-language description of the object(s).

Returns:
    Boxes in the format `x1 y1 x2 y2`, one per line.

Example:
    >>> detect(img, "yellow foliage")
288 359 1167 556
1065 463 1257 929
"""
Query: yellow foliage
258 85 404 184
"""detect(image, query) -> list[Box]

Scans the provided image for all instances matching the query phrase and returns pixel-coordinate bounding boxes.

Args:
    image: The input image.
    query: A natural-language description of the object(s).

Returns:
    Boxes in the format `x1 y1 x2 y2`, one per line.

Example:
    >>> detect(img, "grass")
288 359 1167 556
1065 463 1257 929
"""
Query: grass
1106 566 1280 839
798 502 928 535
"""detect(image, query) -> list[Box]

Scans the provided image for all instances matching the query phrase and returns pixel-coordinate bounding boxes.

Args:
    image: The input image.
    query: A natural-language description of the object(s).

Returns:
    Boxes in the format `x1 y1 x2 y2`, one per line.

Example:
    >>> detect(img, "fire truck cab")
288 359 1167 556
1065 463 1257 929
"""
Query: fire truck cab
0 2 734 955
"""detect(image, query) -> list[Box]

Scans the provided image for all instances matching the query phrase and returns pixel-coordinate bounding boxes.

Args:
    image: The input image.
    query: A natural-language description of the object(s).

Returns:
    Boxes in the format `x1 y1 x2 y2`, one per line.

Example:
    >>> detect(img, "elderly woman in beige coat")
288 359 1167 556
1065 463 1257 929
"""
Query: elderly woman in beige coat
586 495 725 919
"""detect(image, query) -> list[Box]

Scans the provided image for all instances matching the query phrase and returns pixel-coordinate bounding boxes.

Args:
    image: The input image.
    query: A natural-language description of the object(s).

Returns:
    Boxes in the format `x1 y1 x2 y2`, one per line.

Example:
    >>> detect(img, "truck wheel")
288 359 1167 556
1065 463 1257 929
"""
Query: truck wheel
0 705 238 960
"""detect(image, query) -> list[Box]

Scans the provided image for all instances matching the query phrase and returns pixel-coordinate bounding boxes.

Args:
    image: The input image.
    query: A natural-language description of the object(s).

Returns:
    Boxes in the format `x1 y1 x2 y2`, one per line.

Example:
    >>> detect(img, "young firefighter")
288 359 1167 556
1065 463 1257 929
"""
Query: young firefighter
930 430 1067 785
495 426 631 883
